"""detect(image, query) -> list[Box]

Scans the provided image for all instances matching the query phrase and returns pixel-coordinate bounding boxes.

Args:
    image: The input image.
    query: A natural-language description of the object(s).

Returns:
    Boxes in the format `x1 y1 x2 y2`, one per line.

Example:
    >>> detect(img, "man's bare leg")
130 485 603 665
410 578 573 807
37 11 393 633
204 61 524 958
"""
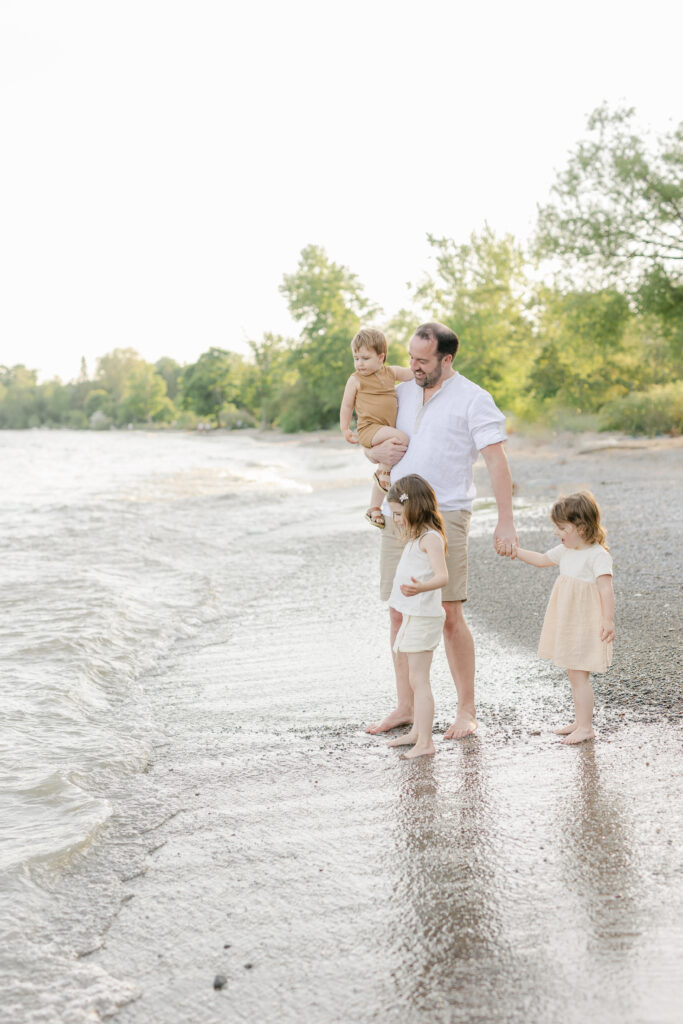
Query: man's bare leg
442 600 478 739
365 607 413 734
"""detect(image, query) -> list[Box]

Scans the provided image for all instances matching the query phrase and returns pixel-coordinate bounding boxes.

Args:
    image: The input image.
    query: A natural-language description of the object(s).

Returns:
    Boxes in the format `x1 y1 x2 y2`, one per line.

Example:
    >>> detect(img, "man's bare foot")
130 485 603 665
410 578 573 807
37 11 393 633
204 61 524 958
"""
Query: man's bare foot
365 710 413 735
387 729 417 747
443 713 477 740
561 726 595 745
554 722 578 735
401 743 436 759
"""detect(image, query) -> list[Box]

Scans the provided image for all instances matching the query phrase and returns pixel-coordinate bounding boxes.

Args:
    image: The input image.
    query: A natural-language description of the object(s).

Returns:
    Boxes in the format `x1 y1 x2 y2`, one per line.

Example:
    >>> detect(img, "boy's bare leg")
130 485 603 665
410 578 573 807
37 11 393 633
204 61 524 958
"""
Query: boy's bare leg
366 608 413 734
562 669 595 744
442 601 478 739
368 477 386 514
400 652 435 759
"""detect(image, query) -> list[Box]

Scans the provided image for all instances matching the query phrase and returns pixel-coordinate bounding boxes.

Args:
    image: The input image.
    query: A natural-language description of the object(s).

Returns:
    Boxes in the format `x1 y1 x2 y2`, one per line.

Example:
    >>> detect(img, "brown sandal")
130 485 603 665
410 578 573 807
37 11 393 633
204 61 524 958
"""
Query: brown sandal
365 506 385 529
373 469 391 493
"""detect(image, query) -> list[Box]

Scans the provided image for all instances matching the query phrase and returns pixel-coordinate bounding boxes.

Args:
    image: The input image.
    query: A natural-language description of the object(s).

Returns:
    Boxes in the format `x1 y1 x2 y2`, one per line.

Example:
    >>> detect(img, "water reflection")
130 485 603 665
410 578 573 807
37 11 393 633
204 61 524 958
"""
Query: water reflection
389 745 504 1015
558 746 640 952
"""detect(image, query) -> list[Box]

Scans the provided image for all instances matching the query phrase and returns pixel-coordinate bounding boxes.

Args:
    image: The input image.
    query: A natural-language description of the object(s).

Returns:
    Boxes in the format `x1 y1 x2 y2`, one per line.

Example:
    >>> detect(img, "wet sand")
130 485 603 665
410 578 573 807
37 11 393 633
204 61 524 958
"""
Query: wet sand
63 433 683 1022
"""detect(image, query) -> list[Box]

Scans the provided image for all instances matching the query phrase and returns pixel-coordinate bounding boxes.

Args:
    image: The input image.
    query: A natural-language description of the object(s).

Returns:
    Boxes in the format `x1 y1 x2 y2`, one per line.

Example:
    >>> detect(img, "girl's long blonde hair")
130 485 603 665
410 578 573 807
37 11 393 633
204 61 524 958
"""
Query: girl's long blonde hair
386 474 447 550
551 490 608 549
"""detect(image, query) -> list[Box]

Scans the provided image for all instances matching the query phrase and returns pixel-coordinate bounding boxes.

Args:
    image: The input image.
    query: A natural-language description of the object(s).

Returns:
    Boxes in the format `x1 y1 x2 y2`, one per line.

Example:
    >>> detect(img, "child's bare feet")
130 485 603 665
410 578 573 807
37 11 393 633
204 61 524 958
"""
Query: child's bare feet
554 721 577 735
387 729 417 747
561 726 595 745
366 709 413 734
401 742 436 759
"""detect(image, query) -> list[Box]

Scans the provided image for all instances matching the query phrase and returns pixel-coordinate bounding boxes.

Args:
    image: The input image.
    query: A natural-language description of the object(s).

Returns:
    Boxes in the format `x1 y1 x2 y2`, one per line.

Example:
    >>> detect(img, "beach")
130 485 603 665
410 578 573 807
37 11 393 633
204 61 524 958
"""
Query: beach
1 428 682 1024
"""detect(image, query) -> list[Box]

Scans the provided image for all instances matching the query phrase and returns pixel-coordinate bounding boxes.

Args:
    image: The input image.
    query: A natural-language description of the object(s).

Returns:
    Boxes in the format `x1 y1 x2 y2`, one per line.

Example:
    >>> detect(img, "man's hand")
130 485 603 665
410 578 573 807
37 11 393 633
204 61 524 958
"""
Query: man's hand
494 521 518 558
366 437 407 466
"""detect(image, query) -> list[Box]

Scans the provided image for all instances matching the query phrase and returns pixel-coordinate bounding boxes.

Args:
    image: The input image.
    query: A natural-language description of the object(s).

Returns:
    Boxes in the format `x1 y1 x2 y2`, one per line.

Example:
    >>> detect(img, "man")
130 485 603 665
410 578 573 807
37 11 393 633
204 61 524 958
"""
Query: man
365 322 517 739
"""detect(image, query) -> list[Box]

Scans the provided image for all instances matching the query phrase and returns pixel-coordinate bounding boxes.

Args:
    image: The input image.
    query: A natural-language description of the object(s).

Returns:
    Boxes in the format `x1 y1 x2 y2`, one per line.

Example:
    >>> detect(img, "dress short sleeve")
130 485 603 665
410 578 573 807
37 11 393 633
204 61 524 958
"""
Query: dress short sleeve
545 544 563 565
592 547 613 577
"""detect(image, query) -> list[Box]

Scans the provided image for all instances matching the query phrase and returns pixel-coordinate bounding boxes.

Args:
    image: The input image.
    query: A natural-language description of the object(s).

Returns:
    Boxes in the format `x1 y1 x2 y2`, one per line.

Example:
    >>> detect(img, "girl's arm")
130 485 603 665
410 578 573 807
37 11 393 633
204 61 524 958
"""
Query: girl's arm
390 365 415 382
512 547 555 568
596 574 616 642
339 376 359 443
400 533 448 596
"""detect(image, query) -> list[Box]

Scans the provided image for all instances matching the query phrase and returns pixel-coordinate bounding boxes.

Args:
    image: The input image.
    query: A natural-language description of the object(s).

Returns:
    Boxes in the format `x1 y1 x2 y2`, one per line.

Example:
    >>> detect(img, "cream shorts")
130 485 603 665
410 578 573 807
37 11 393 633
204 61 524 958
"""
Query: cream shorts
393 612 445 653
380 509 471 603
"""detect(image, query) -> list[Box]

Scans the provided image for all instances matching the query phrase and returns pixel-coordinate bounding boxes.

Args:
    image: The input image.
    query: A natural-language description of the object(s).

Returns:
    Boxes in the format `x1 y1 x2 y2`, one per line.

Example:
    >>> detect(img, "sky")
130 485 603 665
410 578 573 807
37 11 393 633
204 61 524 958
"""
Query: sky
1 0 681 383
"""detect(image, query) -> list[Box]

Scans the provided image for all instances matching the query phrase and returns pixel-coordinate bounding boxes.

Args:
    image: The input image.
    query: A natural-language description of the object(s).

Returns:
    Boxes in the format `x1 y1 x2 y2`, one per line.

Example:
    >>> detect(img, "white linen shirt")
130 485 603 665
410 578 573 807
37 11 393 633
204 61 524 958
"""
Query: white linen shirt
388 373 507 512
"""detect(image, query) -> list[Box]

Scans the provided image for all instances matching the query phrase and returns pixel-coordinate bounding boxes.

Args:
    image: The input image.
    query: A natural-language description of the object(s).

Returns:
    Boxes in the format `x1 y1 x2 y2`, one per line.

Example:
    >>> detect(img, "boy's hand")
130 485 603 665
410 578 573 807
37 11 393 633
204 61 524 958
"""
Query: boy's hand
400 576 422 597
343 428 358 444
600 620 615 642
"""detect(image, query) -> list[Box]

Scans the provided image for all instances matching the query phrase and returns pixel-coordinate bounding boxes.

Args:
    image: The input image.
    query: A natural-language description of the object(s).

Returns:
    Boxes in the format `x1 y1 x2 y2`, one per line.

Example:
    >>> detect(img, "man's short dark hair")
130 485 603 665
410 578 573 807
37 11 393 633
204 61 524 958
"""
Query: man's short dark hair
414 321 459 359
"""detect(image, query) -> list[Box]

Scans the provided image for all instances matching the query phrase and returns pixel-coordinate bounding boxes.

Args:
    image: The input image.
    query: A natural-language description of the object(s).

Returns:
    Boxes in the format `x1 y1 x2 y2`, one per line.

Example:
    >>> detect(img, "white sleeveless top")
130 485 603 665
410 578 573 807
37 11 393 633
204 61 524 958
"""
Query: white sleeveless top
388 530 444 616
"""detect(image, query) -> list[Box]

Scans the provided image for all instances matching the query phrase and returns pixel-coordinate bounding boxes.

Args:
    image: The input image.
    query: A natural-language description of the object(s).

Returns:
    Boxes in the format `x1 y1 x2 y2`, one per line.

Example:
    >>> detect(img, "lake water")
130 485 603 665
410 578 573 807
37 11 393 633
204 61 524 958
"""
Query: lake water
2 429 681 1024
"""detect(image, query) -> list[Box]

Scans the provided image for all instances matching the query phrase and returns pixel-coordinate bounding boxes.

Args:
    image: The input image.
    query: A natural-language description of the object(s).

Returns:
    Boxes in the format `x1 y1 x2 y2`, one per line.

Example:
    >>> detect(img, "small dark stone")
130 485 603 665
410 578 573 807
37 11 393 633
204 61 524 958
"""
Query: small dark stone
223 943 231 949
244 963 253 970
213 974 227 990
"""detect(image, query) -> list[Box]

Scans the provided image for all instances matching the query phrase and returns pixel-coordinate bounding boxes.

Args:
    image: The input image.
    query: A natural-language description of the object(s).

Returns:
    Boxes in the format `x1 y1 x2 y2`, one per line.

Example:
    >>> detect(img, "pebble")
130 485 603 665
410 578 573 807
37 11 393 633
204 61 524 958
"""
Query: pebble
213 974 227 989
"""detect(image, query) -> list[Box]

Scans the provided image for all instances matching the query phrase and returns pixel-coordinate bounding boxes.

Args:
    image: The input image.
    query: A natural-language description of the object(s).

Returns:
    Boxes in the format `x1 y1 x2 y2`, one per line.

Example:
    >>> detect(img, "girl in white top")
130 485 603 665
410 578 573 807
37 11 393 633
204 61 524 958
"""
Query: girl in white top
512 491 616 745
384 474 448 759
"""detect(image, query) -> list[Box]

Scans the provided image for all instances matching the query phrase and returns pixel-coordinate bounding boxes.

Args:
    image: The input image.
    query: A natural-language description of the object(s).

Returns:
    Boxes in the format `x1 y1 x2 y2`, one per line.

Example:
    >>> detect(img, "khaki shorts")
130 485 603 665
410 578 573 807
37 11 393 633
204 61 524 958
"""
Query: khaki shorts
380 509 472 603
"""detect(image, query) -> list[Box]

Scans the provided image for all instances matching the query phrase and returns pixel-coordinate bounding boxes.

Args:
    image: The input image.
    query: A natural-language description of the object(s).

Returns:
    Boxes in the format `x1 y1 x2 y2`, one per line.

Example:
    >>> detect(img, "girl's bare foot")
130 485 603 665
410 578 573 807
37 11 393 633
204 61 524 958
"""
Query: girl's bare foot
401 743 436 759
388 729 417 747
561 726 595 745
554 722 578 735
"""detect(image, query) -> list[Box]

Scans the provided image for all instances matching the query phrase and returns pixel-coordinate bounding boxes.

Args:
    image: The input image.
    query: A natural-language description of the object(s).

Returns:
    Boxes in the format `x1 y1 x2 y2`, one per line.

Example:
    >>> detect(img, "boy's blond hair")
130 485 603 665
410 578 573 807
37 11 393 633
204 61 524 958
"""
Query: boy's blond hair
351 327 387 359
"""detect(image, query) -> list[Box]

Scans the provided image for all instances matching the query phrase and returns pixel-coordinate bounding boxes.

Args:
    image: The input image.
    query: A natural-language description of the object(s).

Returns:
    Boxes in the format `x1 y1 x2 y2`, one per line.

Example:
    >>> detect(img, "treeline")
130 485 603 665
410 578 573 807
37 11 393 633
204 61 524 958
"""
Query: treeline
2 106 681 436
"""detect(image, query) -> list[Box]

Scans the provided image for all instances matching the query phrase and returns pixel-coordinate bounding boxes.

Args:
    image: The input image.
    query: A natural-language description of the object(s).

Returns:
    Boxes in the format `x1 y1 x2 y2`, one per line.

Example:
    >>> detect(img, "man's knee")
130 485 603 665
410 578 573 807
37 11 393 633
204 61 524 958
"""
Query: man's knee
443 601 466 635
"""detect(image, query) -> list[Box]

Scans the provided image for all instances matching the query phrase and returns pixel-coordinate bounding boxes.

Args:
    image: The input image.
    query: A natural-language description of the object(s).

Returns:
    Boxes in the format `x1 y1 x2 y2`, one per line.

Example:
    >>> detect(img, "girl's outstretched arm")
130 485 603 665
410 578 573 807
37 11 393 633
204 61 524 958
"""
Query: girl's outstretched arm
596 574 616 641
512 547 555 568
400 534 448 596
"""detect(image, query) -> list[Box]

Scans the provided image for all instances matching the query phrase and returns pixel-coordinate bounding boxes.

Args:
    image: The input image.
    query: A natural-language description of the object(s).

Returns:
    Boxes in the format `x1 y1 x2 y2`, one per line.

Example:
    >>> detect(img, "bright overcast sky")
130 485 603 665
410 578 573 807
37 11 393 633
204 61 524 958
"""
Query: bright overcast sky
1 0 681 382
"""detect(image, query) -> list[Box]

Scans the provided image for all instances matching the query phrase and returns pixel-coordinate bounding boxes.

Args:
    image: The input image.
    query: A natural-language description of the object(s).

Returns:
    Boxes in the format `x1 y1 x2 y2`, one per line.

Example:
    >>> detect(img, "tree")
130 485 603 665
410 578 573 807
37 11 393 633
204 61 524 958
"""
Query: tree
536 105 683 356
414 227 536 411
246 333 293 427
155 357 183 401
95 348 145 402
180 347 246 427
119 364 171 423
278 245 379 430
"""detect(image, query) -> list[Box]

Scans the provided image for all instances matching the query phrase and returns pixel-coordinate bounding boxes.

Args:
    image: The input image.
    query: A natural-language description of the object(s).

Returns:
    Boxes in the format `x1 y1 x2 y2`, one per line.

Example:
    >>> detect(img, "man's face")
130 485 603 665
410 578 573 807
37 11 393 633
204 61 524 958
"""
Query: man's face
409 335 450 389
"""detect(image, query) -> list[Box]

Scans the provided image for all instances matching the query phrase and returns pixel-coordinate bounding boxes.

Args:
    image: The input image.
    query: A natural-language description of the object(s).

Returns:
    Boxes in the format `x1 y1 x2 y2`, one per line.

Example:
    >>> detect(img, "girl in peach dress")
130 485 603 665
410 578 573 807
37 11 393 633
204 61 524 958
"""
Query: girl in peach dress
512 491 615 745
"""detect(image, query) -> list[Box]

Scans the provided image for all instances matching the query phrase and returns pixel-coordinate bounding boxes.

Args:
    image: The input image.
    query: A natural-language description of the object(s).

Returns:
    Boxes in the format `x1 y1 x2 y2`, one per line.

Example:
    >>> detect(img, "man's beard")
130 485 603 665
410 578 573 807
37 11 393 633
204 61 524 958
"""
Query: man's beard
415 360 444 389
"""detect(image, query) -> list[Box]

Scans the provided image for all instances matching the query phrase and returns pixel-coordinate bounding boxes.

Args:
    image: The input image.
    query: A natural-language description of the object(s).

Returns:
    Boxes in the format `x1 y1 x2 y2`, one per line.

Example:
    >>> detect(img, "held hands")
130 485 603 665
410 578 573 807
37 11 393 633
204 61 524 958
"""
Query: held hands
494 521 518 559
343 428 359 444
600 619 616 643
400 576 422 597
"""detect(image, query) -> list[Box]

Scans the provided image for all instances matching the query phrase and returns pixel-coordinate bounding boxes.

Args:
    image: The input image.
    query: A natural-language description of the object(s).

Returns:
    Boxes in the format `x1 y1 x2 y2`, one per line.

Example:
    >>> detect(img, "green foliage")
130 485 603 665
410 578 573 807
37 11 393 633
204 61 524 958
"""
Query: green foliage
179 347 247 427
246 334 293 427
155 357 183 401
599 381 683 436
95 348 146 402
536 105 683 357
414 228 535 411
119 363 171 424
278 245 380 429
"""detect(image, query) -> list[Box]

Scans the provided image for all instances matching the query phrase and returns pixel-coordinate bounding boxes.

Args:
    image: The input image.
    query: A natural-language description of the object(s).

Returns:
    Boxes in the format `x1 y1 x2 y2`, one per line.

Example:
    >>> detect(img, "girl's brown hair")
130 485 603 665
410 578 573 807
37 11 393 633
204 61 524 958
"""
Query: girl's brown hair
386 474 447 550
551 490 608 549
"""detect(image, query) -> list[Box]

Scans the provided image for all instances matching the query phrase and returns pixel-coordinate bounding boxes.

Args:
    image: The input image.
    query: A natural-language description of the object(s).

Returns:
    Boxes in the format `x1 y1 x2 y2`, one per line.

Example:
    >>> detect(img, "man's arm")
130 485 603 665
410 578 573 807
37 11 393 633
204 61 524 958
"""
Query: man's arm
480 442 518 556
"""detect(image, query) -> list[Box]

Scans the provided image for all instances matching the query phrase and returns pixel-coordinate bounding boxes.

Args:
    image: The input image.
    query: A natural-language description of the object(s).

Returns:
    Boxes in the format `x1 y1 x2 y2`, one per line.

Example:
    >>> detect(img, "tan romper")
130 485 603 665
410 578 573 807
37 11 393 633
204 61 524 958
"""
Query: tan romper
355 366 398 448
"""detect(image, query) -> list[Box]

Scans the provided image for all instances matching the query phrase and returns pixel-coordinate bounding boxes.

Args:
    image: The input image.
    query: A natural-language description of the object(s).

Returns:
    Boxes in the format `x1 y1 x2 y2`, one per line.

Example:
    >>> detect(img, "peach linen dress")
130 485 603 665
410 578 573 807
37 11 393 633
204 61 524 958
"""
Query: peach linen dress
538 543 613 673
